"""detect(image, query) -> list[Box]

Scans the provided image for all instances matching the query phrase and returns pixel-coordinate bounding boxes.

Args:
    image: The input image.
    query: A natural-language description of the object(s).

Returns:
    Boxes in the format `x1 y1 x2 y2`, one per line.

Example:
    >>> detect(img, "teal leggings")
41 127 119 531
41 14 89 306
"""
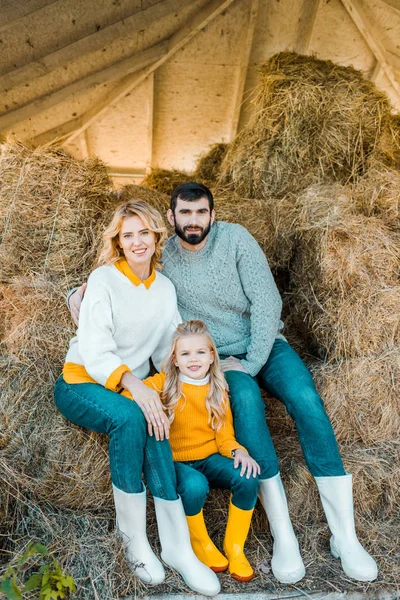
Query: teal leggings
175 453 259 516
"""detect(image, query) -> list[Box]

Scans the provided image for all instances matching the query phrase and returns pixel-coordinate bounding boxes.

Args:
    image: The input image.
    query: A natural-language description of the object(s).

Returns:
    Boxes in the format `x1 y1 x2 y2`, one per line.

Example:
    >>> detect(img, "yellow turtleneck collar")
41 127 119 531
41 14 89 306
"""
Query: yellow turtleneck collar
114 258 156 289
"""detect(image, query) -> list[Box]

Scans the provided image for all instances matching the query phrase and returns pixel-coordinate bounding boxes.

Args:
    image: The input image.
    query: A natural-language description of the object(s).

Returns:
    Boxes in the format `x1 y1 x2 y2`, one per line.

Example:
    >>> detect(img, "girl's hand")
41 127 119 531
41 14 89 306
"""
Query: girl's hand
121 373 169 440
233 449 260 479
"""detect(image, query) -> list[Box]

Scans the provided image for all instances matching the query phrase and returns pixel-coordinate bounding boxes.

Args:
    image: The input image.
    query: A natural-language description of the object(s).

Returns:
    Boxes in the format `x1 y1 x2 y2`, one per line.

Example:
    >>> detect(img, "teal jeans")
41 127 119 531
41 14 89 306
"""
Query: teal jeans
175 453 259 516
222 339 345 479
54 376 178 499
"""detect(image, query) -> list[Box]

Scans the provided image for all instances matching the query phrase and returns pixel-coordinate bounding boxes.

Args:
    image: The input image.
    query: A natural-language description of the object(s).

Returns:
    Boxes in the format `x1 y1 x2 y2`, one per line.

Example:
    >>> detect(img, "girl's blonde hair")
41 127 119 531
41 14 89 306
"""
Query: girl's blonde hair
95 200 168 270
161 320 228 430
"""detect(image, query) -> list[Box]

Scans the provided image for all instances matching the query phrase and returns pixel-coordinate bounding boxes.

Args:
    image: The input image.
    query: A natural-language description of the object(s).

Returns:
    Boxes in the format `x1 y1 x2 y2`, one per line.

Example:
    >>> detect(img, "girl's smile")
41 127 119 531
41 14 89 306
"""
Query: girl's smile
174 334 214 380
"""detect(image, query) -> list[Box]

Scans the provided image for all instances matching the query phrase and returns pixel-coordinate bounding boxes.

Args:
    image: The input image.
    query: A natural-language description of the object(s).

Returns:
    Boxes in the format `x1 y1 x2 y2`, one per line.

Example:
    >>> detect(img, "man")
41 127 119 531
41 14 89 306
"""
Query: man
69 182 377 584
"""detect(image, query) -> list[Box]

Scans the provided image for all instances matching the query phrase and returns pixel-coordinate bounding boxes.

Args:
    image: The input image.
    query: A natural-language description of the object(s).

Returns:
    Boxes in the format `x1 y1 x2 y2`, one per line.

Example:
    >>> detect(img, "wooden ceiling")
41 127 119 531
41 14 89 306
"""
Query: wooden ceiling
1 0 400 186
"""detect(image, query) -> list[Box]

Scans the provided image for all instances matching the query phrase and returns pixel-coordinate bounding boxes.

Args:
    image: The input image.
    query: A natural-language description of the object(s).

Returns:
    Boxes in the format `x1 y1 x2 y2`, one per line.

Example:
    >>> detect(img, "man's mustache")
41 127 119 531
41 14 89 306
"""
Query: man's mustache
183 225 203 232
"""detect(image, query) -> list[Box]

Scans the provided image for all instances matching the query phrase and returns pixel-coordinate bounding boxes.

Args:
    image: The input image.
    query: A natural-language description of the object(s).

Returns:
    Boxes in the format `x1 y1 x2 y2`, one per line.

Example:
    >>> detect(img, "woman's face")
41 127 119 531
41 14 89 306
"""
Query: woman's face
118 215 156 274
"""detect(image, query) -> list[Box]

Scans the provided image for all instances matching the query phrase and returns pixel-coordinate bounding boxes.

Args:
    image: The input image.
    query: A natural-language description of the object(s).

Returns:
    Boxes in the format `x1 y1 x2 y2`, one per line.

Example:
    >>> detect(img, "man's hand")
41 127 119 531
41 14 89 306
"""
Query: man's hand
69 283 87 326
220 356 248 373
233 449 260 478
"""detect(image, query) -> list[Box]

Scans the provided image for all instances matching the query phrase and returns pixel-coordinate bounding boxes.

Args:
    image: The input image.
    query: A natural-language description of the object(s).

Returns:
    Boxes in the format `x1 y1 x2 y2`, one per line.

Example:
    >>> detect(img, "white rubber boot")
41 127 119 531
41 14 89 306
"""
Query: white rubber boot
258 473 306 584
112 484 165 585
315 474 378 581
154 496 221 596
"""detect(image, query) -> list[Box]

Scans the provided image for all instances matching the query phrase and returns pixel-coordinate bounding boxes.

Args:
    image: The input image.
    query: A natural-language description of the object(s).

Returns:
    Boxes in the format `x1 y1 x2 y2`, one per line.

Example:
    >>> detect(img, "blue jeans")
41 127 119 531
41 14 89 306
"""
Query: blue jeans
175 453 259 516
222 340 345 479
54 376 178 499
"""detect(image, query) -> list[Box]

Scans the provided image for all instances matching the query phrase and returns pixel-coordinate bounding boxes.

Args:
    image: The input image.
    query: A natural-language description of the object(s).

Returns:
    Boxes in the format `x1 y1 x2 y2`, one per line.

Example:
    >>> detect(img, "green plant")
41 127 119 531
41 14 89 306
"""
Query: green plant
0 542 76 600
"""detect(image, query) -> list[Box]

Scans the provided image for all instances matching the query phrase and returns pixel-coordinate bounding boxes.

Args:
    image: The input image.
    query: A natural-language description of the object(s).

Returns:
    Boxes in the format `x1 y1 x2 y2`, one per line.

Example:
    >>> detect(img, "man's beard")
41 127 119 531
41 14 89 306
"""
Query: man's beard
174 221 211 246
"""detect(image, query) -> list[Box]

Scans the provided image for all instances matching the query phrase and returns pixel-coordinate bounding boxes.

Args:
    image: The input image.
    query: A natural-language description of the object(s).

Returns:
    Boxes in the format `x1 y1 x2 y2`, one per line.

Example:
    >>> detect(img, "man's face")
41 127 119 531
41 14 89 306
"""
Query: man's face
167 197 215 246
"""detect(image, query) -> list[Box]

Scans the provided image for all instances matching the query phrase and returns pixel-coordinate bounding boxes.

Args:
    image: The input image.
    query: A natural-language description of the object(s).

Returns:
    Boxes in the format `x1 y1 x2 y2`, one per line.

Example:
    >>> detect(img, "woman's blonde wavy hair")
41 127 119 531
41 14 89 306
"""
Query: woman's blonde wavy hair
95 200 168 270
161 320 228 431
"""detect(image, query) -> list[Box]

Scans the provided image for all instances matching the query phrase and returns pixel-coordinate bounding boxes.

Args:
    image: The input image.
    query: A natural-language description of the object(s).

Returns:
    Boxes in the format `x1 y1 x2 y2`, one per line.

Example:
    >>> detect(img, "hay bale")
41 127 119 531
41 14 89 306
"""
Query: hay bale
0 141 113 284
290 214 400 359
354 159 400 230
141 168 191 196
0 357 111 510
0 276 112 510
214 194 296 269
374 113 400 168
218 52 390 198
311 351 400 445
115 184 170 218
0 276 73 363
194 143 228 187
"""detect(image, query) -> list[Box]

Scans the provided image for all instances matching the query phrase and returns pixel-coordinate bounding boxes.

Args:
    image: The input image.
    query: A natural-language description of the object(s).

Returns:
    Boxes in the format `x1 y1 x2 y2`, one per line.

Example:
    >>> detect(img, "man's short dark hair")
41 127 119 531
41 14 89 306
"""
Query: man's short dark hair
170 182 214 213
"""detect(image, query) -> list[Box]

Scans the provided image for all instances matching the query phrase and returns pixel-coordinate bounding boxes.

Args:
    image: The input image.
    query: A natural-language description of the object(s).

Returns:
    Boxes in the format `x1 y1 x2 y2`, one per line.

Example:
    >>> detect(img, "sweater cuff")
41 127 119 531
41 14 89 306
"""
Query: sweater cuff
220 441 247 459
239 358 262 378
105 364 131 392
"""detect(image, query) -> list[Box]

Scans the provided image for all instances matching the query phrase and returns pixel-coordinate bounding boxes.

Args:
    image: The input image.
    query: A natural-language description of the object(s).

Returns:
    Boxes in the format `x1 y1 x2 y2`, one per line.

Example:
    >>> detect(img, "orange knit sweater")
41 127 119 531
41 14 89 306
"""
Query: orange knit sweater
143 372 246 462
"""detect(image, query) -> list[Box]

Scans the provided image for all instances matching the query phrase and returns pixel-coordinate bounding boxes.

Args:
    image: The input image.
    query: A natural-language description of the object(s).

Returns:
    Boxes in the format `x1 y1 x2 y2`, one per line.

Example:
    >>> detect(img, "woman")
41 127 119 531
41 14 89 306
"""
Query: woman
54 200 220 596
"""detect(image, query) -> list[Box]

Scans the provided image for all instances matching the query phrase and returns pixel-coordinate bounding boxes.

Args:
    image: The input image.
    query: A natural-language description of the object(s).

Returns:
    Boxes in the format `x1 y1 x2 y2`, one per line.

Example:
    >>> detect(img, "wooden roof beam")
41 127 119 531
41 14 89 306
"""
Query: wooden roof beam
295 0 321 54
341 0 400 100
0 42 168 133
0 0 193 94
379 0 400 15
228 0 258 141
0 0 58 32
62 0 238 145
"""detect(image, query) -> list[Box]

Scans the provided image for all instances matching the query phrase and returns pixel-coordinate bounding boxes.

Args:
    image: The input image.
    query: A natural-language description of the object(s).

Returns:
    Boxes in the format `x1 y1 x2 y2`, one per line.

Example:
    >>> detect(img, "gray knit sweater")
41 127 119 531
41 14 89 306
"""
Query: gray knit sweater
162 221 285 377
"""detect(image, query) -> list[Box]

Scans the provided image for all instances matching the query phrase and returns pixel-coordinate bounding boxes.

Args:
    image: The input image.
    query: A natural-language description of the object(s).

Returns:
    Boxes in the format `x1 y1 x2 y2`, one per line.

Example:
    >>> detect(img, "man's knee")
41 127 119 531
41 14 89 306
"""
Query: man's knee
286 383 325 420
225 371 264 412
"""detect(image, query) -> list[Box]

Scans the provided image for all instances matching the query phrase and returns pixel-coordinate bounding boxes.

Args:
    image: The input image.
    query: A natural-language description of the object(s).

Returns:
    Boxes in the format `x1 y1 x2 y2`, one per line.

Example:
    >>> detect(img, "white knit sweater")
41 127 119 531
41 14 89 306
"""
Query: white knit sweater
65 264 181 385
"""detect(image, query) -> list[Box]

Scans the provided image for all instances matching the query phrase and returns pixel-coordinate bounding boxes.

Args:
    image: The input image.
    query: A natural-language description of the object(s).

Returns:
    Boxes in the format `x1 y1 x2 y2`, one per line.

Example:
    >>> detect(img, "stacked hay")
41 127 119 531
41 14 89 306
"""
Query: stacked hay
194 143 228 188
0 142 113 284
0 152 191 598
218 52 390 199
213 53 400 589
141 167 191 196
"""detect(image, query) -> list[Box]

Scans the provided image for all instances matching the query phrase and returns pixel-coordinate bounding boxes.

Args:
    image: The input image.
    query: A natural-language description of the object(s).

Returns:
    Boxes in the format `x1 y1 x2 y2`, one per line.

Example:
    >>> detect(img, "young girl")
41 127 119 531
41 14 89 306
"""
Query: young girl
141 320 261 582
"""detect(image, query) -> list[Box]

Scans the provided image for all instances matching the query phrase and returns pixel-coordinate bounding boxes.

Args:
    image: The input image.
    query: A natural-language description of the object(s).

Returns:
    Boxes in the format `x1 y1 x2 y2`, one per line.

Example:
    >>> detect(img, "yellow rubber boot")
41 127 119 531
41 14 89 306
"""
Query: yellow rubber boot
186 510 228 573
223 501 254 582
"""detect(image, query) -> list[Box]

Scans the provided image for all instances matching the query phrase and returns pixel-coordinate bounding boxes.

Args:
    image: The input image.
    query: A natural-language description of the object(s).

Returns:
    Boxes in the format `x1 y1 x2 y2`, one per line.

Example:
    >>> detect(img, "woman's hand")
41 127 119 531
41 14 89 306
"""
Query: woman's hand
147 411 170 442
121 373 169 441
233 449 260 479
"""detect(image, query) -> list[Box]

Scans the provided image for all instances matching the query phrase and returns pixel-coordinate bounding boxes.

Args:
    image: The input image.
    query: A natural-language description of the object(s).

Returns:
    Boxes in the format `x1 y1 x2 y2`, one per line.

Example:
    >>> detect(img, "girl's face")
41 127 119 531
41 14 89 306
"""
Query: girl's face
118 215 156 274
174 334 214 380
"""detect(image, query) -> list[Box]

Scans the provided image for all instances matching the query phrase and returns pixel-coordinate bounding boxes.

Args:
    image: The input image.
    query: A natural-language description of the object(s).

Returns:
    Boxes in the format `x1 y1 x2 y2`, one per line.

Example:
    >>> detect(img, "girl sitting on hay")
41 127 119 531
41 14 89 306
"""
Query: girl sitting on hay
54 200 220 596
141 319 260 582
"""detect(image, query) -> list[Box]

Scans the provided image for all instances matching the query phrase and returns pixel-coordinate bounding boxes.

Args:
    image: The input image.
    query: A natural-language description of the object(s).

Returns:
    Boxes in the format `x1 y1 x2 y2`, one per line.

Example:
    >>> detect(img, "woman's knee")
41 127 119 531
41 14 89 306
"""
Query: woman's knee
113 400 146 433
